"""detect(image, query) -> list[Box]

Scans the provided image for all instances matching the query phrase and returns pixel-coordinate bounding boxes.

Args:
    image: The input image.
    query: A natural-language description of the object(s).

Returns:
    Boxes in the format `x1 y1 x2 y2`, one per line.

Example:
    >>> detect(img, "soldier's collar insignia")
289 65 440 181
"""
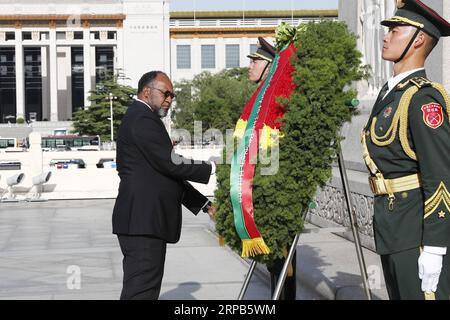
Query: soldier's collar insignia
438 211 446 219
383 106 393 118
397 80 410 90
421 103 443 129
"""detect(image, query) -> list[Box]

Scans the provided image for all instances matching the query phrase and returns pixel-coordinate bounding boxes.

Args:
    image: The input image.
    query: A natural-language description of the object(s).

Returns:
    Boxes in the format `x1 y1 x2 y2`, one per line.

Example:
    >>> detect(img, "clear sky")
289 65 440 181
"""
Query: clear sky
170 0 339 11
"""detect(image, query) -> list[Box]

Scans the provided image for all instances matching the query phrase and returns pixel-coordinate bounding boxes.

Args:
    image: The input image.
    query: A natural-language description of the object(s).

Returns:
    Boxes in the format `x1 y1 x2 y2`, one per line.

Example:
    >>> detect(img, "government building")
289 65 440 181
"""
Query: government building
0 0 171 124
0 0 336 124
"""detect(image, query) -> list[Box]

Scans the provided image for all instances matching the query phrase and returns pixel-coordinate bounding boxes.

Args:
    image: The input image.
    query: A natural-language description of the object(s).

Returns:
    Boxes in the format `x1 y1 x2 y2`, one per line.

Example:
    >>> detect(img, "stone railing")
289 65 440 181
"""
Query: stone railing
306 96 376 251
308 166 375 251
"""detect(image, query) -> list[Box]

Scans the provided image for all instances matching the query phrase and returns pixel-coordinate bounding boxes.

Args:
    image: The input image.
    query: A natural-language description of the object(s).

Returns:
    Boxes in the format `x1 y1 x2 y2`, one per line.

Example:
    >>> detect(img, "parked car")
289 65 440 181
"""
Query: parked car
96 158 116 169
50 159 86 169
0 161 21 170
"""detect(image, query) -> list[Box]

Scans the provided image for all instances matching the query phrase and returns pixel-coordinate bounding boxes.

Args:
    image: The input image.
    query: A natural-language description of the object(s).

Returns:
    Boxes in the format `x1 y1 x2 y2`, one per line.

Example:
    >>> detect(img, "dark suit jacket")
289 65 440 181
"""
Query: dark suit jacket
112 100 212 243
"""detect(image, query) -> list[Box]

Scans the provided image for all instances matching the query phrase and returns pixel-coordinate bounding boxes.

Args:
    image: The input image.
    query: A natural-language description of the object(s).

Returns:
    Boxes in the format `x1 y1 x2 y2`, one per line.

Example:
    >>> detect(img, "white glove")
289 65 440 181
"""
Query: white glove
418 249 444 293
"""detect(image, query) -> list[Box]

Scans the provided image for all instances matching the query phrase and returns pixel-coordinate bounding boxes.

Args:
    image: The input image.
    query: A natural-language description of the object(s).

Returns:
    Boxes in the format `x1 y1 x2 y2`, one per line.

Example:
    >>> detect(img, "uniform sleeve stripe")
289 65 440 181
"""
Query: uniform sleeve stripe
424 182 450 219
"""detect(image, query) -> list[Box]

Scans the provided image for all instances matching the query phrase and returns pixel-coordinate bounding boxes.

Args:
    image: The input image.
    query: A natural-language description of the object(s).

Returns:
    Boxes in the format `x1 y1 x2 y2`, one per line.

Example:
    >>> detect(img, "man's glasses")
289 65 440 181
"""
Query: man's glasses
147 86 176 99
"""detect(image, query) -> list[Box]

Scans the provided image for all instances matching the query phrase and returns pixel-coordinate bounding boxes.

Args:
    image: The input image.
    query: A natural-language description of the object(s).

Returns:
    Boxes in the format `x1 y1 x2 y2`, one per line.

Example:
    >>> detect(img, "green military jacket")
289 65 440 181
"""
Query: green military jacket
364 70 450 255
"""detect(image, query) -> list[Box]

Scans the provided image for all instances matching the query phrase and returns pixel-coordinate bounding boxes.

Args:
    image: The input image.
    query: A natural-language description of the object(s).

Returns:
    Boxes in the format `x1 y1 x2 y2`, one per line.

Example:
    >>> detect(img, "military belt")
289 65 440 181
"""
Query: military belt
361 131 422 210
368 173 421 196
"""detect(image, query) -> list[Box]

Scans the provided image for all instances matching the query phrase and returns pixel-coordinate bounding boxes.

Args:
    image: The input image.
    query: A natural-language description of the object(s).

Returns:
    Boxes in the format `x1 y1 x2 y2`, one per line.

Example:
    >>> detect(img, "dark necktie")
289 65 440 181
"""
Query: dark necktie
378 83 389 101
367 83 390 124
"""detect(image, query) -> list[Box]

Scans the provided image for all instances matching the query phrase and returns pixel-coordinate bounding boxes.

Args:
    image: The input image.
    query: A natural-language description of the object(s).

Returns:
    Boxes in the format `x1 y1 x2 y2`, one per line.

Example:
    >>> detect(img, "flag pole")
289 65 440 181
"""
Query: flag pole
193 0 196 21
291 0 294 25
336 143 373 300
237 259 257 300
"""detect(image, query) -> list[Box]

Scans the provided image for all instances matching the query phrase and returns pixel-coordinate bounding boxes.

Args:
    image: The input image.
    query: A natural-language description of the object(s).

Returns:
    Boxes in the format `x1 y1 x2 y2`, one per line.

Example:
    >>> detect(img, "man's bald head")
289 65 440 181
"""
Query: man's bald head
137 71 174 118
138 71 166 94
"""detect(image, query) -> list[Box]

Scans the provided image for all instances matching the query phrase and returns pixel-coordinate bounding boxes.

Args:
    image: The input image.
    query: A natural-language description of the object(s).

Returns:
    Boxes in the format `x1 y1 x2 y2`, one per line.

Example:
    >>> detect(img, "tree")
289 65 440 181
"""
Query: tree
214 21 369 266
172 68 256 141
72 75 135 141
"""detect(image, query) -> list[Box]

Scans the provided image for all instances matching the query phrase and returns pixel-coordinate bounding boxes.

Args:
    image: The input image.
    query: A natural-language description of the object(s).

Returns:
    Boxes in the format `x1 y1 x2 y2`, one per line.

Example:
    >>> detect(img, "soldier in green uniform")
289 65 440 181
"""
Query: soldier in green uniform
362 0 450 300
247 37 297 300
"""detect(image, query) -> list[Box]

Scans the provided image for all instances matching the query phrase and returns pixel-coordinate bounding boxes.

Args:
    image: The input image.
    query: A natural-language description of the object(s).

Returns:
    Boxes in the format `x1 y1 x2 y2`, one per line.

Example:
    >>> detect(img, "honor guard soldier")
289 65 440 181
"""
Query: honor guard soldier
247 37 277 84
247 37 297 300
362 0 450 300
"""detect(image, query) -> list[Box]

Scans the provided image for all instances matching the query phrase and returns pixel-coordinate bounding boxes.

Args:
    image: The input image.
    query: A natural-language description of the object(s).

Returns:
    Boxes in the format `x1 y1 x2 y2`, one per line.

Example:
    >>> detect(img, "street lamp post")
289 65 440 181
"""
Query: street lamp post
109 92 114 142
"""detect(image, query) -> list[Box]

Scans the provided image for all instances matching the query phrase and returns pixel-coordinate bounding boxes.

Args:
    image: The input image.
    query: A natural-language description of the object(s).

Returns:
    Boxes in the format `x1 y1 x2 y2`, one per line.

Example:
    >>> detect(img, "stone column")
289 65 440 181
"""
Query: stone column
240 37 250 69
28 132 45 198
49 24 58 121
28 132 43 175
41 46 50 121
192 37 200 77
15 25 25 120
90 46 96 96
116 25 124 80
83 22 92 108
216 37 225 71
162 0 171 74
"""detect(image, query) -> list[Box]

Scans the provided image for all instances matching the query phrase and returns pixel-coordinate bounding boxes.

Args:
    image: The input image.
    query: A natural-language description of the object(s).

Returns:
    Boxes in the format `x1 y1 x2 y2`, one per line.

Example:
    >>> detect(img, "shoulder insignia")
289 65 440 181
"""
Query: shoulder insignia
396 76 431 90
397 80 410 90
410 77 432 89
421 103 444 129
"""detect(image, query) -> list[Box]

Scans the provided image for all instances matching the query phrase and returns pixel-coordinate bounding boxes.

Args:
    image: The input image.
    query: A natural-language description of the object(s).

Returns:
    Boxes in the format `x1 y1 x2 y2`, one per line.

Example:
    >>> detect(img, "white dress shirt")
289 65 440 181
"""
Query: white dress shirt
135 98 154 111
382 67 425 100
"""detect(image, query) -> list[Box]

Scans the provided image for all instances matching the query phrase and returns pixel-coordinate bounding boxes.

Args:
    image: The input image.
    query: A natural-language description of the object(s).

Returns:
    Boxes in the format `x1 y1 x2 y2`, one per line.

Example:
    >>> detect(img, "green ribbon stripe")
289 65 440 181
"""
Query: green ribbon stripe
230 54 281 240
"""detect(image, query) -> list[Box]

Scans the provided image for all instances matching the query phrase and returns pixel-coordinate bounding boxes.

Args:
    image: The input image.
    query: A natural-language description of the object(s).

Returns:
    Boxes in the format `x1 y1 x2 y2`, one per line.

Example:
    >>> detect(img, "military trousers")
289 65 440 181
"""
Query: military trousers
381 247 450 300
266 250 297 300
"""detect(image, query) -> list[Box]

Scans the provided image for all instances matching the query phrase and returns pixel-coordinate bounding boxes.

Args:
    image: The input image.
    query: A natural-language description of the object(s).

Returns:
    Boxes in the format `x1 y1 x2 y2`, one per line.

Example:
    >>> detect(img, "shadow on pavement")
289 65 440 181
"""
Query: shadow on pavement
160 282 201 300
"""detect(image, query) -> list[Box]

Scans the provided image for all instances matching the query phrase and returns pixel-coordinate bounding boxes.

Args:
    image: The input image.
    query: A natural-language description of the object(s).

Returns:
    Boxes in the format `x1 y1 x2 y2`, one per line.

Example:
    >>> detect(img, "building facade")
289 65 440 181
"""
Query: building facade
0 0 170 123
169 10 337 82
0 1 337 125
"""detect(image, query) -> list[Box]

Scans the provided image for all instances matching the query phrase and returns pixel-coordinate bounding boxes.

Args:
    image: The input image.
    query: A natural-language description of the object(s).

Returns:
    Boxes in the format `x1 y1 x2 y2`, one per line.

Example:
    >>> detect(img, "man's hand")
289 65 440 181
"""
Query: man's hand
418 251 443 293
172 136 183 146
208 156 221 175
207 205 216 220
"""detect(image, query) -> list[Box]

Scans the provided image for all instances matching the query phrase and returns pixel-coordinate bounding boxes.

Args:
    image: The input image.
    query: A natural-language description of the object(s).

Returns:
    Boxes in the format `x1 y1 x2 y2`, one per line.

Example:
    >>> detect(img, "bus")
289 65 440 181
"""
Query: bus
41 135 101 151
0 137 25 153
0 137 17 149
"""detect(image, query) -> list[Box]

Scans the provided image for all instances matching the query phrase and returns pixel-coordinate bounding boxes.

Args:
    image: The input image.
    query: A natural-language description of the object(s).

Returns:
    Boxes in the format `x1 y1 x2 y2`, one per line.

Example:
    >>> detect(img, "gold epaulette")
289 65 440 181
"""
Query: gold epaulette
370 78 450 160
396 77 431 90
409 76 432 89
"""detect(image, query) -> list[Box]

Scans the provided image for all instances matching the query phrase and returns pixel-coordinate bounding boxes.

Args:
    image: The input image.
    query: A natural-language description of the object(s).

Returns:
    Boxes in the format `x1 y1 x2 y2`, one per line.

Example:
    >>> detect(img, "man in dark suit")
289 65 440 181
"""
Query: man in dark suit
112 71 215 300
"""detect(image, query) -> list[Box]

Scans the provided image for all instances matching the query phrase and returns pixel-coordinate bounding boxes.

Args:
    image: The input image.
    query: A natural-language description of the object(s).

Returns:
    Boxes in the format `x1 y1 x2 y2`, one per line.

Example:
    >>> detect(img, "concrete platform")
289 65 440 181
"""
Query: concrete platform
0 199 388 300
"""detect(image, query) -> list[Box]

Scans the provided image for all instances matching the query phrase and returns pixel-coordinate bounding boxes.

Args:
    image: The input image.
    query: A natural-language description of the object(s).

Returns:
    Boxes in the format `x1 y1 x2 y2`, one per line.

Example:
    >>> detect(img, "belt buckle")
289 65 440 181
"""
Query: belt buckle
368 176 378 194
369 176 388 195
